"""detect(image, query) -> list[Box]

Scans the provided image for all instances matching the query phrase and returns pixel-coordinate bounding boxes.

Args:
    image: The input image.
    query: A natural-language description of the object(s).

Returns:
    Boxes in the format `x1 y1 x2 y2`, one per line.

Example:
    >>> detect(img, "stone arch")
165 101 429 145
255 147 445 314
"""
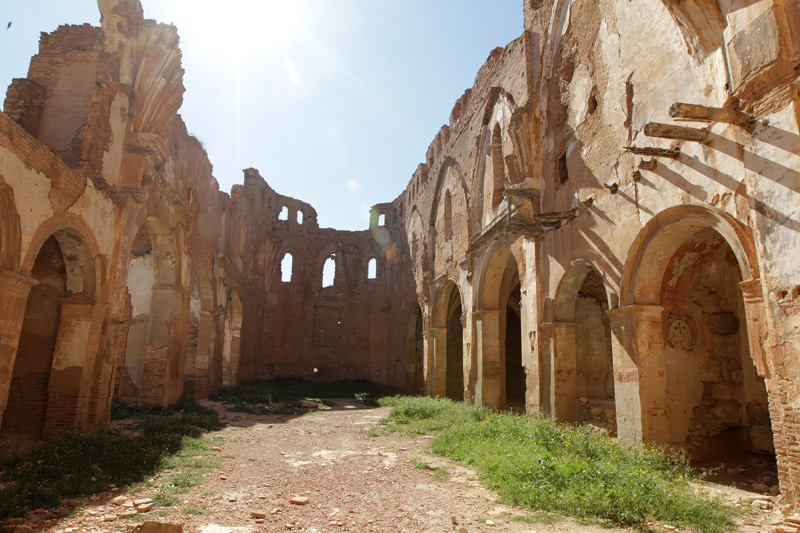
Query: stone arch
473 88 520 230
476 246 525 410
4 219 106 438
21 213 102 300
551 261 616 434
429 159 470 273
119 216 184 406
0 183 21 271
431 280 464 400
405 301 425 394
615 205 774 470
222 288 243 387
620 205 759 307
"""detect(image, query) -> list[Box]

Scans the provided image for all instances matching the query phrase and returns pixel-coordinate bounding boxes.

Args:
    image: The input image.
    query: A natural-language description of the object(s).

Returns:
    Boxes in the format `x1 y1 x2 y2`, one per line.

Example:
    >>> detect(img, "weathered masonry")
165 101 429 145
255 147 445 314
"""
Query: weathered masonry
1 0 800 512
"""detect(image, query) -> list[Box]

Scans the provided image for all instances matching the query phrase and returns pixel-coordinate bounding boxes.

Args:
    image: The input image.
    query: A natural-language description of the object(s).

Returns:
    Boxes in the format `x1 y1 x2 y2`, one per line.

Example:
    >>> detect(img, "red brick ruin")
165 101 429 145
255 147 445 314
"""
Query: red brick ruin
1 0 800 510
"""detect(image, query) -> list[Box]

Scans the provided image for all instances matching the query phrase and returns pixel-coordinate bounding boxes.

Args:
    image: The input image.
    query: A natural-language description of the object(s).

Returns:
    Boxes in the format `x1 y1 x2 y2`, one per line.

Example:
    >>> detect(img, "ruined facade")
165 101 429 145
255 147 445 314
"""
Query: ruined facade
1 0 800 512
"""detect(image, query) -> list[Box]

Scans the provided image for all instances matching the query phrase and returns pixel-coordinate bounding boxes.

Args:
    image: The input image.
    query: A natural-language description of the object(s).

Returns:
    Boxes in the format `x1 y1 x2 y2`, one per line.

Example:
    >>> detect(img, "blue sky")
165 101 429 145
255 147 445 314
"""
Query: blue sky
0 1 522 230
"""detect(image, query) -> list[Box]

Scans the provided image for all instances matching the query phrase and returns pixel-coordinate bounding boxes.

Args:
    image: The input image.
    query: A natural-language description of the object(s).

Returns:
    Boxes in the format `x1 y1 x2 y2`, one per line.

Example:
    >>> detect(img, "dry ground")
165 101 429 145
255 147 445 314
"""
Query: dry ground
16 399 791 532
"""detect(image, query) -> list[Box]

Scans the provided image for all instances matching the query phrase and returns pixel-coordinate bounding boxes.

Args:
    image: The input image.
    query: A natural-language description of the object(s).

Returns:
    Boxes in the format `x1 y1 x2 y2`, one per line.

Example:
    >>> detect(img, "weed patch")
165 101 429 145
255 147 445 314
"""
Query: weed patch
0 396 223 519
379 396 734 531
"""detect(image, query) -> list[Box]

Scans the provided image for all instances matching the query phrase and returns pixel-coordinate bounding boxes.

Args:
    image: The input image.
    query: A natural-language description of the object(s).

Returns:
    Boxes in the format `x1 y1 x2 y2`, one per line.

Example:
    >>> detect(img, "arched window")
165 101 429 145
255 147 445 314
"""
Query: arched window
281 253 293 282
367 257 377 279
278 206 289 221
322 255 335 287
444 190 452 238
297 210 304 224
491 123 505 205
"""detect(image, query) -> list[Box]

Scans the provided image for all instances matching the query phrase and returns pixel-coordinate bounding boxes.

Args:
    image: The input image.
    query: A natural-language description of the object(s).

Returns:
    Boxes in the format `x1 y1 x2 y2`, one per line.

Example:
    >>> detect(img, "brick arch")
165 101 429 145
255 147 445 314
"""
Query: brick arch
620 204 759 307
21 213 104 301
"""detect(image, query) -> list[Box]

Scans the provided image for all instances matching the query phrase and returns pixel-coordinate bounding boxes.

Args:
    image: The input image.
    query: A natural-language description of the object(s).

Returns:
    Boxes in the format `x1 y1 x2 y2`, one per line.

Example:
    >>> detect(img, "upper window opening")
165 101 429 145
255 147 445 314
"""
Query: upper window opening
378 213 386 226
297 210 304 224
322 255 336 288
278 206 289 220
558 153 569 185
281 253 293 282
444 191 452 238
367 257 377 279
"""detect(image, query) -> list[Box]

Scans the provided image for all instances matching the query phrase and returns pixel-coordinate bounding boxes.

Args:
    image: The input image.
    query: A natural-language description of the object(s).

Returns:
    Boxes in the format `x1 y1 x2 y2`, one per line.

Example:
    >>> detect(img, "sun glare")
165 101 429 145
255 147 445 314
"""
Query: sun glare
165 0 306 61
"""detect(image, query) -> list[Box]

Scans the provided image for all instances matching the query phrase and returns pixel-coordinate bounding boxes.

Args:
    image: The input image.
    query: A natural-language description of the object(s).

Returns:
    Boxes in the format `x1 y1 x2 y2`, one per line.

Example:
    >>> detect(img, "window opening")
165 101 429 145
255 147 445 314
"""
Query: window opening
322 255 336 287
367 257 377 279
281 253 293 282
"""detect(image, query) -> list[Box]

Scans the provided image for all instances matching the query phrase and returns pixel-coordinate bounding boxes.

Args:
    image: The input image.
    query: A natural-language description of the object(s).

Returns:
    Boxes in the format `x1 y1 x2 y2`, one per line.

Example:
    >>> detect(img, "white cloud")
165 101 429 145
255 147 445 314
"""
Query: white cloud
283 57 302 85
346 179 361 193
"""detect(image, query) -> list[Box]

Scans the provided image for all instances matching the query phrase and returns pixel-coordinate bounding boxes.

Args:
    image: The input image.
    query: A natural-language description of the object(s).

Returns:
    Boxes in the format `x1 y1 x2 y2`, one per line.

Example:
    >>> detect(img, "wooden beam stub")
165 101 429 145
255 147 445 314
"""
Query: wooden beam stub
624 146 680 158
669 102 755 130
644 122 708 142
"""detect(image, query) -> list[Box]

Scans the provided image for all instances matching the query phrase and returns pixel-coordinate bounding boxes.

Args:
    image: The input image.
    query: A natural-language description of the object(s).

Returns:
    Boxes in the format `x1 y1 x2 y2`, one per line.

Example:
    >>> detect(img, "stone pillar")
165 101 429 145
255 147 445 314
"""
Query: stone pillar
0 271 38 428
140 286 182 406
193 310 217 398
607 305 667 445
476 310 502 410
740 278 770 378
431 328 447 397
551 321 578 423
42 298 99 437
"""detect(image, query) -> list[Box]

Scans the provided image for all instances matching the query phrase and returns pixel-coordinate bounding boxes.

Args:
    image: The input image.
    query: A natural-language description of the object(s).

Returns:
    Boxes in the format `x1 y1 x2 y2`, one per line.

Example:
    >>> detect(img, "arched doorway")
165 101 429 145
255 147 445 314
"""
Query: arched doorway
662 229 773 467
119 217 183 406
553 263 615 435
405 303 424 394
477 247 525 410
222 289 243 387
431 281 464 400
620 206 775 488
1 236 66 438
505 283 524 412
446 290 464 401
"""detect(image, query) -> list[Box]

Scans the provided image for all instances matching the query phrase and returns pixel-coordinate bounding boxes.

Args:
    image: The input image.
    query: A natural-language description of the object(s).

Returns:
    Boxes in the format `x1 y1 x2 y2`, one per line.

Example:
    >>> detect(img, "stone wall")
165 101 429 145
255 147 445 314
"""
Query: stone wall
0 0 411 457
399 0 800 509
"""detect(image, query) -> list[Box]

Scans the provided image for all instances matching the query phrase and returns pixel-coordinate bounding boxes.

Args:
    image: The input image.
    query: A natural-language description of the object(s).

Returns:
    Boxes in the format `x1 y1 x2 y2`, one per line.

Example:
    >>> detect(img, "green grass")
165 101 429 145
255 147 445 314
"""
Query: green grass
209 376 399 407
378 395 734 532
0 396 223 519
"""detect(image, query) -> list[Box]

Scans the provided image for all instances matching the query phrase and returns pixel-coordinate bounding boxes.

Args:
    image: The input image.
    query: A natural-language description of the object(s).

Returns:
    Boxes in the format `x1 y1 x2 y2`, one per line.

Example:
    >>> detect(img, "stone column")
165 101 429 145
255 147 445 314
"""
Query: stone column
740 278 770 378
607 305 667 445
0 271 38 428
475 310 502 409
551 321 578 423
193 310 217 398
431 328 447 397
42 297 99 437
140 286 183 406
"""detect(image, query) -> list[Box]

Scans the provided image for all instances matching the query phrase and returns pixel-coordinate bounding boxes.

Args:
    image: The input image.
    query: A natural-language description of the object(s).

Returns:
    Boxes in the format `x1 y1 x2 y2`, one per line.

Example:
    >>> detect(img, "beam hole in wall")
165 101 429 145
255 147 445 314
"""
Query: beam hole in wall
281 253 293 282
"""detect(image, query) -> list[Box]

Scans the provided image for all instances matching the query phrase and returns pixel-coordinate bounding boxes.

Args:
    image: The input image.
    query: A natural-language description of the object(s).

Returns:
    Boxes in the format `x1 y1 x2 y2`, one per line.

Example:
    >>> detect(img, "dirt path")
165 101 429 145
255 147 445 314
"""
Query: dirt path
32 399 786 532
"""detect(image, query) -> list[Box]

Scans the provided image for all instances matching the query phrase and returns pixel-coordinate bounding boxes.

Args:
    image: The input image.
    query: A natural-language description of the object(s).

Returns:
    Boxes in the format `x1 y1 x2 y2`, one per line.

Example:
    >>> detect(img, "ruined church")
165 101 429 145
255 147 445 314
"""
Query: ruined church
1 0 799 511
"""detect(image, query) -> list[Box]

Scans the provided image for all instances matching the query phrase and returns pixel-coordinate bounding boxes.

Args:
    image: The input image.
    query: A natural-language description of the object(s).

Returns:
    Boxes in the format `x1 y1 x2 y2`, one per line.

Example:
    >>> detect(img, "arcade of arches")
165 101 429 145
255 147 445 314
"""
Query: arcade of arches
1 0 800 510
